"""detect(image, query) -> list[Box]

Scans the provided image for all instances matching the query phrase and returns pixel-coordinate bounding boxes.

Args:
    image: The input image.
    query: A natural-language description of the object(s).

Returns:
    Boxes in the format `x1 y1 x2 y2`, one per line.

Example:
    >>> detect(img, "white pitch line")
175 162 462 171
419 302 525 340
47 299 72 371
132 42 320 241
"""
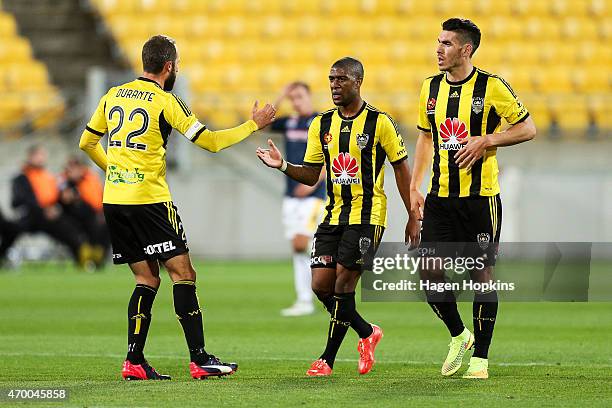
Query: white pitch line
1 351 610 368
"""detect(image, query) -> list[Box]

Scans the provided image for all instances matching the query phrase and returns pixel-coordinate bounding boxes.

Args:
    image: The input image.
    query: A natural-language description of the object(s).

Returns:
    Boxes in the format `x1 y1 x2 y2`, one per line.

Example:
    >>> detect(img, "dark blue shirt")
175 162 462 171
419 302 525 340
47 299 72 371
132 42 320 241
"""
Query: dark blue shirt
271 114 326 199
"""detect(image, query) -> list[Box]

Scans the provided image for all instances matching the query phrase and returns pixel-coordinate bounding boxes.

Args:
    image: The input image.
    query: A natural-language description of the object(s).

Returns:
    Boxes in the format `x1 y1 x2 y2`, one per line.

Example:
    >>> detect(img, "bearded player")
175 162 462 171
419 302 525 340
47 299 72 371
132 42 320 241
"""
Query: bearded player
79 35 275 380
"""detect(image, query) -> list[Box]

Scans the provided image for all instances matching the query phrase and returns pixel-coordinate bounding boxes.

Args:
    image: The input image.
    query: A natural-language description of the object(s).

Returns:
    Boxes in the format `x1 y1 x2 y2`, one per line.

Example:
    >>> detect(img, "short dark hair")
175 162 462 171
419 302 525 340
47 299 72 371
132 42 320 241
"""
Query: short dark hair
442 18 481 56
142 35 177 74
332 57 364 81
289 81 311 94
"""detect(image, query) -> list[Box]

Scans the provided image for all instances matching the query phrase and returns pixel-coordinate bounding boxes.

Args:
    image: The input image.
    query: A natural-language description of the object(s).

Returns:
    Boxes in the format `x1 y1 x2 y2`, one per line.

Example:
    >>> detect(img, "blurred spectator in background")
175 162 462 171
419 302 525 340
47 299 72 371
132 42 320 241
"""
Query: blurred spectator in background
0 208 20 266
59 156 109 265
271 82 326 317
10 145 100 268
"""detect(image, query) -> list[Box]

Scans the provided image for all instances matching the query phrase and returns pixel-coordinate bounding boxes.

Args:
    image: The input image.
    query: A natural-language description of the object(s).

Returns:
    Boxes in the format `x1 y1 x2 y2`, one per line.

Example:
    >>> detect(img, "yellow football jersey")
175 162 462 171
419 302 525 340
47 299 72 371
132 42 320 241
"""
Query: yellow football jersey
84 77 213 204
303 102 407 227
417 67 529 197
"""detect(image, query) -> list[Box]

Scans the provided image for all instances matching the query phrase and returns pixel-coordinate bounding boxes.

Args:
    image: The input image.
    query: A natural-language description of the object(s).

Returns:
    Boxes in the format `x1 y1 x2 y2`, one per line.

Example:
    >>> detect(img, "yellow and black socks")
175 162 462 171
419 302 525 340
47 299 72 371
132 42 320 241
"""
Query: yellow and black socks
426 289 465 337
318 293 373 339
473 290 498 359
126 284 157 364
173 280 209 364
320 292 366 368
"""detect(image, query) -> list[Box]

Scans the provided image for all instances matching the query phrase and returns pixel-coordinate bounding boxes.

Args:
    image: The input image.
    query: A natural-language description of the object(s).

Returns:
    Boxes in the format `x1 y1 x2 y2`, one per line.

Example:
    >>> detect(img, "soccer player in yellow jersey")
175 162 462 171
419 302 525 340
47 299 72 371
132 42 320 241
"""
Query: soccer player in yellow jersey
410 19 536 379
79 35 275 380
257 57 420 377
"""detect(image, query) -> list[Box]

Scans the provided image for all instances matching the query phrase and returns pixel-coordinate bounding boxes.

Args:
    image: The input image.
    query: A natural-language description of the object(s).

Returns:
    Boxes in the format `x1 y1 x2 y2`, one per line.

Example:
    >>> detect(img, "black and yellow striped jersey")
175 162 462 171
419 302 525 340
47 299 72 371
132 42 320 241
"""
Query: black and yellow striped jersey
84 77 240 205
304 102 407 227
417 67 529 197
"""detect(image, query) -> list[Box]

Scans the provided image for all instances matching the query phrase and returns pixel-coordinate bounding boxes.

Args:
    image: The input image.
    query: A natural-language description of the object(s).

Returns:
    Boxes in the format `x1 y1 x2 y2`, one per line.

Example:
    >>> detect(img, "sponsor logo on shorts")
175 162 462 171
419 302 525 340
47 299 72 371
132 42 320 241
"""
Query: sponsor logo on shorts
359 237 372 254
143 240 177 255
357 237 372 265
113 253 122 259
477 233 491 250
311 255 334 266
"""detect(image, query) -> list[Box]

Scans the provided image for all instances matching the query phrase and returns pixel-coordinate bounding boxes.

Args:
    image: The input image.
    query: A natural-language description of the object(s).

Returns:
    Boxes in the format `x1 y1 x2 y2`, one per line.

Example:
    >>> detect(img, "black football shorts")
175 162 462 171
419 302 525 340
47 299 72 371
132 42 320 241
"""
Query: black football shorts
420 194 502 267
310 223 385 272
103 201 188 265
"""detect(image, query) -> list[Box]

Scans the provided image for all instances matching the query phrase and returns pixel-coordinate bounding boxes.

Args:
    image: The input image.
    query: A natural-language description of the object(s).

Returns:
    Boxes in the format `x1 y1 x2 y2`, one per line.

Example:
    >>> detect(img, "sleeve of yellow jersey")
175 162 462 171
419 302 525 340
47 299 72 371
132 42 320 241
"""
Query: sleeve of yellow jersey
379 114 408 164
416 80 431 132
164 93 258 153
79 91 109 171
490 77 530 126
302 115 324 166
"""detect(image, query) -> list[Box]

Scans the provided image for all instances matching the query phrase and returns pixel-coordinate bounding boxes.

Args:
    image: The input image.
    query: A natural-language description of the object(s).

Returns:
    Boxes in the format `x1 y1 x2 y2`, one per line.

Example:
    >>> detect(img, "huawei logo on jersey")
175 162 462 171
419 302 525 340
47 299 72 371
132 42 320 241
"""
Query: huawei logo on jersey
331 153 360 185
439 117 468 150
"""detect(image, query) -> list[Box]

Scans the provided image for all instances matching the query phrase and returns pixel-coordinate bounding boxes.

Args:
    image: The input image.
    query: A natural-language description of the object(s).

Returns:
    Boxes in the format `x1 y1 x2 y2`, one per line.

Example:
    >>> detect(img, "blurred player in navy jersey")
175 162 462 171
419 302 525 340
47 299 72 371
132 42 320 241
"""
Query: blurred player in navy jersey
271 82 326 317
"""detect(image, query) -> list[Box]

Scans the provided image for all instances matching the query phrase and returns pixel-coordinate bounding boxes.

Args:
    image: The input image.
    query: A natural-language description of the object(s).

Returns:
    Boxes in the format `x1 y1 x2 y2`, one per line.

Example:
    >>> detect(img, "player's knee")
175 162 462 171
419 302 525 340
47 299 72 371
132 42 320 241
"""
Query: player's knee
312 285 331 299
334 266 359 293
419 266 445 282
470 266 493 283
168 266 196 282
136 274 161 289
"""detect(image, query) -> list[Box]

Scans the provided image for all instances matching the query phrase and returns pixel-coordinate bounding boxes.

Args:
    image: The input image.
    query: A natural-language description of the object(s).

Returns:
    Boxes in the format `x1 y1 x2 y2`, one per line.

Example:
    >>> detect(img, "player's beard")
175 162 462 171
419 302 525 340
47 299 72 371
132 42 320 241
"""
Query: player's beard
164 70 176 91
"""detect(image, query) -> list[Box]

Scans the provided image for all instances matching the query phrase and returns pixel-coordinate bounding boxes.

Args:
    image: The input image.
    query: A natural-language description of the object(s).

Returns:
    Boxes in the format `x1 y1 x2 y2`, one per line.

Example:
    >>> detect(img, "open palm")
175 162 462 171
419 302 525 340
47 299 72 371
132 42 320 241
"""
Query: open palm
256 139 283 168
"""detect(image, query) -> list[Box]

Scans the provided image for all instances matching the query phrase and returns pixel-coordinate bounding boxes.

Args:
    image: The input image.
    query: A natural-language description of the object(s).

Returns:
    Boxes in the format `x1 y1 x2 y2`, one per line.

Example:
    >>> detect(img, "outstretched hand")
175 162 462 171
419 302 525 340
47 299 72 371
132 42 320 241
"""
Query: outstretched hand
251 101 276 130
256 139 283 169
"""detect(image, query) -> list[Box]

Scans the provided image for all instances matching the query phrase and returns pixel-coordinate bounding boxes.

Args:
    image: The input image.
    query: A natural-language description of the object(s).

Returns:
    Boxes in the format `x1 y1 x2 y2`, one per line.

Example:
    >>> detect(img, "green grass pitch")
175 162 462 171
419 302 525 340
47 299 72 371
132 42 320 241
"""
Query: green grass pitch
0 261 610 407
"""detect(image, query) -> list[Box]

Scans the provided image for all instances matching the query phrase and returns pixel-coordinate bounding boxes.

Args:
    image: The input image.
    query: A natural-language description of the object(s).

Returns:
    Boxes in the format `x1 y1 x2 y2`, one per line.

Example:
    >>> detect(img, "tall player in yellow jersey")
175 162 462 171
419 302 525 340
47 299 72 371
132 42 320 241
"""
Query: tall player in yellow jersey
79 35 275 380
257 58 420 377
410 19 536 379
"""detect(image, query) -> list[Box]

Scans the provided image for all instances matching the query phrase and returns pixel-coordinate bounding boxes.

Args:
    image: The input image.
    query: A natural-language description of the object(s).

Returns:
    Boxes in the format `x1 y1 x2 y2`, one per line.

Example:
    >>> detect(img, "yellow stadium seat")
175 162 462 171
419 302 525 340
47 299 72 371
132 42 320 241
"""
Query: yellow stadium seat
503 43 540 65
0 95 26 129
539 41 577 65
533 67 574 94
510 0 551 16
549 96 591 131
488 17 523 40
550 0 590 17
433 0 476 16
598 18 612 39
95 0 140 16
576 43 610 65
523 95 552 129
471 0 512 16
109 16 149 43
588 96 612 129
523 17 559 39
561 17 599 40
0 38 32 63
6 63 50 92
280 0 319 15
260 16 287 38
588 0 608 17
294 17 325 40
0 13 17 36
574 66 610 93
496 68 534 94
